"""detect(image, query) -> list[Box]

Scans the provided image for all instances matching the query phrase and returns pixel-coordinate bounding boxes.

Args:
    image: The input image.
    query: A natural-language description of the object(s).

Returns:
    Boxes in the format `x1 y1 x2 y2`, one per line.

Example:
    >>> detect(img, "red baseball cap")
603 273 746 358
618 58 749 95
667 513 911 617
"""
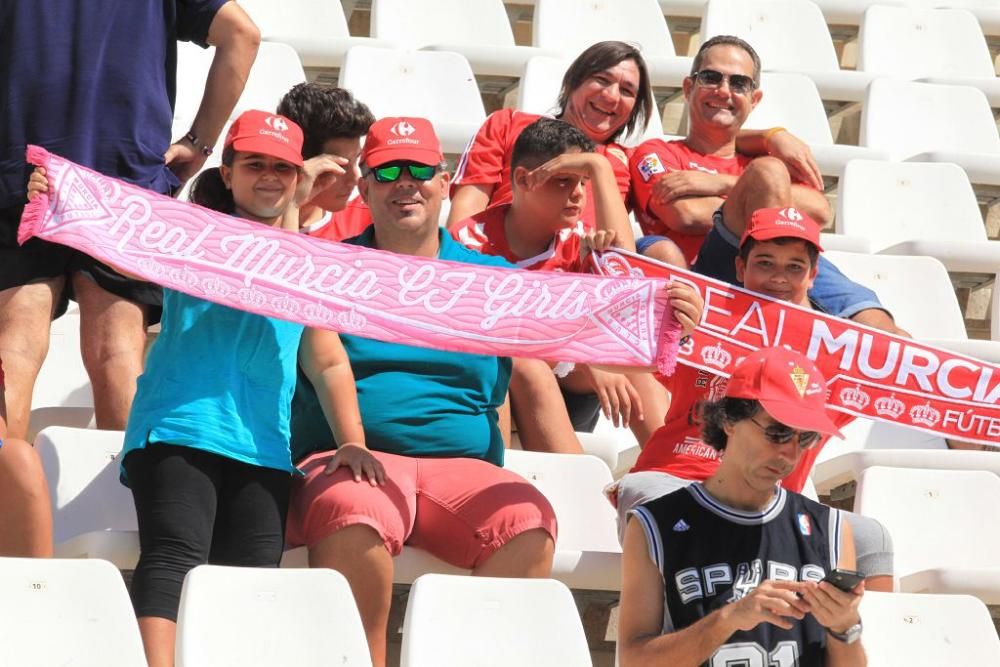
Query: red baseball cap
224 110 304 166
740 207 824 252
725 347 843 437
361 117 443 168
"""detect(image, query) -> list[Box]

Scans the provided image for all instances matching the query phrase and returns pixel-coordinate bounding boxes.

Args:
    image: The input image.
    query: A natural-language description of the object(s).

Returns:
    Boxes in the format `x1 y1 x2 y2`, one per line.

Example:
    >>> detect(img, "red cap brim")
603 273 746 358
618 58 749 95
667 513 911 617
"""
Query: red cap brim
230 137 304 167
759 397 843 438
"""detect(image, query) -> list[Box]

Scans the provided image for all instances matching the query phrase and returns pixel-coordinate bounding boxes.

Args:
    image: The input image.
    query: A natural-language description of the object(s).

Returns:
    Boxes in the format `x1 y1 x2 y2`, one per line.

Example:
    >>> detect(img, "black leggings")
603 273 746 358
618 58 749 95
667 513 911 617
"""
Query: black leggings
125 443 291 621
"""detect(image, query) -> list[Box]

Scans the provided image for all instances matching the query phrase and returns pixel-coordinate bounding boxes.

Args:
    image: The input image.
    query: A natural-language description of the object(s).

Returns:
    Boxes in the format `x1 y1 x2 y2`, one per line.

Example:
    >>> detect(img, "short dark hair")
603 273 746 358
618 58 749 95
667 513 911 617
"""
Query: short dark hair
556 40 653 144
277 83 375 159
510 118 595 172
739 236 820 267
700 397 760 451
691 35 762 84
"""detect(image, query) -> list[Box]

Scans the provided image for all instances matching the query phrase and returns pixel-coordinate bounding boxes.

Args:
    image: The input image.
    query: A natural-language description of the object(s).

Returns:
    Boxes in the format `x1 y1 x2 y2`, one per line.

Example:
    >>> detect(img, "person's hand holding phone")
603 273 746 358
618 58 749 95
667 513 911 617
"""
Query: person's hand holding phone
799 569 864 636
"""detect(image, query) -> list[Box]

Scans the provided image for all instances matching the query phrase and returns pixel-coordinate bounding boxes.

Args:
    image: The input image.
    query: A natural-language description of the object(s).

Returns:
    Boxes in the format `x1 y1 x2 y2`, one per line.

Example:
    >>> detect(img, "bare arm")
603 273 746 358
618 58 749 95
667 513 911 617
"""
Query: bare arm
736 128 824 191
647 171 738 237
166 1 261 183
446 183 493 229
298 328 384 484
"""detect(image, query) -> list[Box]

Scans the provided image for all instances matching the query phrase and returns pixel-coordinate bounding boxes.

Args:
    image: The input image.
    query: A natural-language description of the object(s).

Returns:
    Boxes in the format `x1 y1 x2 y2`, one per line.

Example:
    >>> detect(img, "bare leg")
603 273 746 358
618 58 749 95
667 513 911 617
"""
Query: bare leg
72 274 147 430
722 156 794 237
640 238 688 267
473 528 554 578
0 438 52 557
310 525 393 667
0 279 63 439
137 617 175 667
510 358 583 454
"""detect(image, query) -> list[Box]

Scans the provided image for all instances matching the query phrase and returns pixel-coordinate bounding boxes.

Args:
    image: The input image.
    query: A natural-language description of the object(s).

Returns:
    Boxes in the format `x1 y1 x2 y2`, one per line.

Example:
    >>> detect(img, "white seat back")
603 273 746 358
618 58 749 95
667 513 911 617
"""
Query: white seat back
822 251 968 339
400 574 591 667
701 0 840 72
836 160 988 249
0 557 146 666
854 467 1000 576
860 591 1000 666
176 565 371 667
35 427 135 544
504 449 619 552
339 46 486 127
516 55 664 145
32 304 92 409
744 72 834 144
175 41 306 139
371 0 516 48
860 78 1000 159
532 0 678 58
858 6 995 79
238 0 351 42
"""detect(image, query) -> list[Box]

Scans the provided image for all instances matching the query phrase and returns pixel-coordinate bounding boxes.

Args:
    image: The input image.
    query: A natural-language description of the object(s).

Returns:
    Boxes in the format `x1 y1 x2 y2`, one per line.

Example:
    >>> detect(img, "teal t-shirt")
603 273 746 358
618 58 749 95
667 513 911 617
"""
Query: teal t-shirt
122 288 305 481
290 226 513 466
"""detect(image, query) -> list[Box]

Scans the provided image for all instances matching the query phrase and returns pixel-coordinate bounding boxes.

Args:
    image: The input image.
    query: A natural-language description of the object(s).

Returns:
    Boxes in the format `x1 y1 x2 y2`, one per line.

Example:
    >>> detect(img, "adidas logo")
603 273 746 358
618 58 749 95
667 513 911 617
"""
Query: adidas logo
673 519 690 532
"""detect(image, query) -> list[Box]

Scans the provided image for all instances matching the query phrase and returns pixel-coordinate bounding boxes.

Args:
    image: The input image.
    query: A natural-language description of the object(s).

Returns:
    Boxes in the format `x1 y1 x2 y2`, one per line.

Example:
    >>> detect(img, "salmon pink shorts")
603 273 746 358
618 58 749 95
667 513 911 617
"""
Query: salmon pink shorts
287 450 557 570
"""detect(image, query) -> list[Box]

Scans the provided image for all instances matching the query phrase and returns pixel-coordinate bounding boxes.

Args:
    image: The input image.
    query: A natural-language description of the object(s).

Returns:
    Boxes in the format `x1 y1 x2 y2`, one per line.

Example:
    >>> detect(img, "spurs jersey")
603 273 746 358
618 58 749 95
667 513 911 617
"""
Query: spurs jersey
630 484 843 667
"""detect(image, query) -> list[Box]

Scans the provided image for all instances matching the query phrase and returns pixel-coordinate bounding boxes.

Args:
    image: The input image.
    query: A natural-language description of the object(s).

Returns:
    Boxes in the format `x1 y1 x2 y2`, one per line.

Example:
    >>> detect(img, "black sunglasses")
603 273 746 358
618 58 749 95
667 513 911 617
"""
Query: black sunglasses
748 416 821 450
690 69 757 95
365 161 438 183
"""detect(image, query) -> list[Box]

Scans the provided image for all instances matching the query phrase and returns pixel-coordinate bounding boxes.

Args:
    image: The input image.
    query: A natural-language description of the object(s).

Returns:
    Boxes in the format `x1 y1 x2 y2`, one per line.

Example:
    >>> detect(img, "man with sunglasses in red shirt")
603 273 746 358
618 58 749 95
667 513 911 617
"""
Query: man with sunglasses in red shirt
629 35 903 336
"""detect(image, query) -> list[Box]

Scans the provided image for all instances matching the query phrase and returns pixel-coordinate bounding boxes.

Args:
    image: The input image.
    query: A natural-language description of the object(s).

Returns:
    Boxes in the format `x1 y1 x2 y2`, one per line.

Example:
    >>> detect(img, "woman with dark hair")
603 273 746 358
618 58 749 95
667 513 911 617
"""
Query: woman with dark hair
448 40 647 229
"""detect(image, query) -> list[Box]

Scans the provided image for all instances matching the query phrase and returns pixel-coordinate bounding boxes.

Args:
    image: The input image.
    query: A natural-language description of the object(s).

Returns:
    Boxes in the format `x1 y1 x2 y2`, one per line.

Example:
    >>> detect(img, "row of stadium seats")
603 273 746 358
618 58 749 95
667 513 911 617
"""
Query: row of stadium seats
34 425 1000 607
6 556 998 666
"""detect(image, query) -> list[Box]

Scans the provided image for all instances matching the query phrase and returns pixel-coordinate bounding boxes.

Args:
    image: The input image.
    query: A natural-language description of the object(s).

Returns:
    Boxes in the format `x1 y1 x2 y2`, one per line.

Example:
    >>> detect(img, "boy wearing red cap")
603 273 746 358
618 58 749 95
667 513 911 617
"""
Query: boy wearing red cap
619 347 866 667
612 207 893 592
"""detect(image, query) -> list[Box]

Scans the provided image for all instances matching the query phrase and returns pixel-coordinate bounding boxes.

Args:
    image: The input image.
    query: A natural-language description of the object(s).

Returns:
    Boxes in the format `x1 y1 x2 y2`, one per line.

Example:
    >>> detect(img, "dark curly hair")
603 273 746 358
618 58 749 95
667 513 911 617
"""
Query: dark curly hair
556 40 653 144
277 82 375 159
511 117 595 172
700 397 761 452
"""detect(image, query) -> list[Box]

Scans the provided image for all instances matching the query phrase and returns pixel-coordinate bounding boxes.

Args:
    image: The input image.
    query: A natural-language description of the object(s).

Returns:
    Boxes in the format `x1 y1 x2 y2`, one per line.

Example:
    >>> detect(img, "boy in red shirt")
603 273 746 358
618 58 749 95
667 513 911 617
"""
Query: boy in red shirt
612 207 894 591
452 117 668 450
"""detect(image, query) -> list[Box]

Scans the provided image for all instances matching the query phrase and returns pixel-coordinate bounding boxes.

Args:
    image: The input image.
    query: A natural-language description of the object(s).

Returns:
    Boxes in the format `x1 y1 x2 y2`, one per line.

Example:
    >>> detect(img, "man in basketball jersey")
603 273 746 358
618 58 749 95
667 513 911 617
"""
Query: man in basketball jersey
618 347 865 666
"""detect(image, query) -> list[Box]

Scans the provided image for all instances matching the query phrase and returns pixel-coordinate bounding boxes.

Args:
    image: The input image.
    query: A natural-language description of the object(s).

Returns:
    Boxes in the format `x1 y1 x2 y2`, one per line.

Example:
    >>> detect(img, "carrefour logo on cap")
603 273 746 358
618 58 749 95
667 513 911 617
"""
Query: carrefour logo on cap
388 120 420 146
259 115 291 143
265 116 289 132
775 206 805 230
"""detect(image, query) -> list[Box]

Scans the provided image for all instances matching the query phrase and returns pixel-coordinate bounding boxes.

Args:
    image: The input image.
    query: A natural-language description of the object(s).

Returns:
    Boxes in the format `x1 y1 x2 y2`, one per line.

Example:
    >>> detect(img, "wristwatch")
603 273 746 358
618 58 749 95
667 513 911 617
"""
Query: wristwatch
827 619 863 644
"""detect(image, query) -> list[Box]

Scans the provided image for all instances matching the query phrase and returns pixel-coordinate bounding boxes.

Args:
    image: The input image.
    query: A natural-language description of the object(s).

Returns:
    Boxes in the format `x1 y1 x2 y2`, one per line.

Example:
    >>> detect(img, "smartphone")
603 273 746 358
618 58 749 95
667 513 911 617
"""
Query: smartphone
821 568 864 592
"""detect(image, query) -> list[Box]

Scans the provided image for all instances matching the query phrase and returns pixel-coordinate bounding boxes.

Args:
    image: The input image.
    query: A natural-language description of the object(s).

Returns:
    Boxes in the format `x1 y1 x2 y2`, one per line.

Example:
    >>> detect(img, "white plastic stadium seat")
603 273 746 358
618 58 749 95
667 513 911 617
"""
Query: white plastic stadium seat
860 78 1000 187
859 6 1000 106
238 0 395 69
834 159 1000 337
174 41 306 143
854 467 1000 603
743 72 890 179
282 450 623 591
36 427 140 569
932 0 1000 39
532 0 693 88
516 55 666 147
665 0 910 25
701 0 876 103
176 565 371 667
338 46 486 154
371 0 558 78
835 160 1000 275
32 303 91 410
400 574 591 667
859 592 1000 666
0 557 146 667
